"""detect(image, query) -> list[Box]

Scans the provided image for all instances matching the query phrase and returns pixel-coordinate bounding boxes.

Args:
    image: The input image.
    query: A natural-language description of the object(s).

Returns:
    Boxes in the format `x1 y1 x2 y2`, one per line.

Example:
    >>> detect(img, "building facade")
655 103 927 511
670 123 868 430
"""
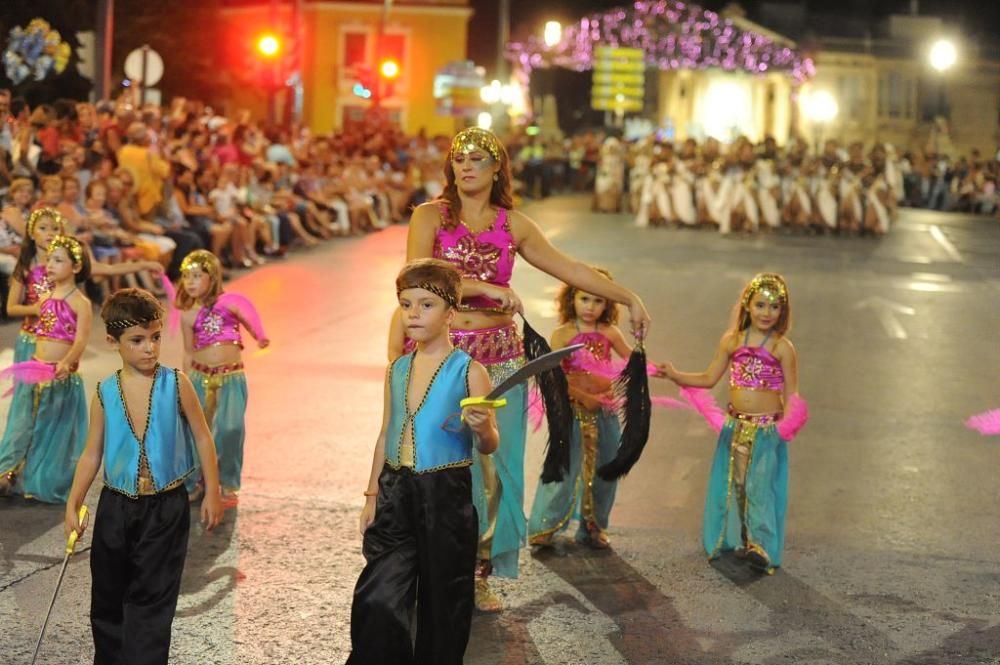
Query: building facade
220 0 472 135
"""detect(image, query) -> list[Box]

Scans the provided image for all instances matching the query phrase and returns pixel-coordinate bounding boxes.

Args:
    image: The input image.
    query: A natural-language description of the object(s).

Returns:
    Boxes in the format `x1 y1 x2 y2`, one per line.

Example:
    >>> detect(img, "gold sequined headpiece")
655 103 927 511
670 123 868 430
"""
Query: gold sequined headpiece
741 273 788 307
47 234 84 265
449 127 502 162
396 282 458 308
28 208 66 237
105 314 162 331
179 250 221 276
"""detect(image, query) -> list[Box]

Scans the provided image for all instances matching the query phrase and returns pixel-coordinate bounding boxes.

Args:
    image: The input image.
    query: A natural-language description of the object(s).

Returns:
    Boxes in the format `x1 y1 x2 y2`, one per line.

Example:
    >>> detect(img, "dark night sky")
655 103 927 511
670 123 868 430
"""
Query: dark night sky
466 0 1000 76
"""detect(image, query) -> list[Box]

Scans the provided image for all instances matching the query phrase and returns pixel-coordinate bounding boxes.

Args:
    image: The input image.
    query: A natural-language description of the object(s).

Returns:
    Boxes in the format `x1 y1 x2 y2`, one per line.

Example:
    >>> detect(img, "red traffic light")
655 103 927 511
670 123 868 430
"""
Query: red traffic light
256 34 281 58
379 59 400 80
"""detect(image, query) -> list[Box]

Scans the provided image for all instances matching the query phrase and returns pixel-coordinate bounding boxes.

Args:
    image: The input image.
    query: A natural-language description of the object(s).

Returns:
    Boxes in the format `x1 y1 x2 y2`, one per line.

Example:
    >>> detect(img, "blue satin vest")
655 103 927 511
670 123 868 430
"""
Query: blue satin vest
98 366 196 497
385 349 474 473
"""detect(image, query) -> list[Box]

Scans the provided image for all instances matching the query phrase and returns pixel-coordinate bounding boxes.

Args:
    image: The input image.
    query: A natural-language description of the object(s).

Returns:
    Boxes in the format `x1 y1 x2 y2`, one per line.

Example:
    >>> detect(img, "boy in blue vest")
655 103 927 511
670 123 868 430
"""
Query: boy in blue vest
347 258 499 665
65 288 223 665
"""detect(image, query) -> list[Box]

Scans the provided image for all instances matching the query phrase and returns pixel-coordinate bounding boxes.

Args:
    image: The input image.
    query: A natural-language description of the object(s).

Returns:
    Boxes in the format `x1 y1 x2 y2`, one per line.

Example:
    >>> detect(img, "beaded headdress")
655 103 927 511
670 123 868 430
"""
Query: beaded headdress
179 250 221 276
449 127 502 162
105 313 162 332
741 273 788 308
28 207 66 237
47 234 84 265
396 282 458 308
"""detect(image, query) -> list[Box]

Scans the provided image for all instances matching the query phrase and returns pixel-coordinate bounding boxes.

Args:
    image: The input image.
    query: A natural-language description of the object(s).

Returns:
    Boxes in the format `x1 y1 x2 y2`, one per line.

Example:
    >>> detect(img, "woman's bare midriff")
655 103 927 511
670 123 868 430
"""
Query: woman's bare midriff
193 343 243 367
34 339 72 363
453 310 515 331
730 387 784 415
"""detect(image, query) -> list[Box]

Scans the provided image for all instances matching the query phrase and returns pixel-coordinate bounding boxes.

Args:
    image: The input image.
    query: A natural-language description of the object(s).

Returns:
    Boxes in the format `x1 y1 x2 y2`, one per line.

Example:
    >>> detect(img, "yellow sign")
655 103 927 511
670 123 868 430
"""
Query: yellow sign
592 46 645 112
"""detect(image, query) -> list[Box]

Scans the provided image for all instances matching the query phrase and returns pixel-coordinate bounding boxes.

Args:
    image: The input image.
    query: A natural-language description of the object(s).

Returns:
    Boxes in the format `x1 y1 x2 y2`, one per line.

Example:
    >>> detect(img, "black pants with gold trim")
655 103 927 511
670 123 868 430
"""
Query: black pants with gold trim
347 466 477 665
90 486 190 665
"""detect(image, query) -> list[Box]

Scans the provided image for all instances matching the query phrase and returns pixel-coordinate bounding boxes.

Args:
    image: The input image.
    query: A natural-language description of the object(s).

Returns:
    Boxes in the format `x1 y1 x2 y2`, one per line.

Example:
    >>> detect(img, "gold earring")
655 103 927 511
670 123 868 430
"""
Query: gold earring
493 173 499 182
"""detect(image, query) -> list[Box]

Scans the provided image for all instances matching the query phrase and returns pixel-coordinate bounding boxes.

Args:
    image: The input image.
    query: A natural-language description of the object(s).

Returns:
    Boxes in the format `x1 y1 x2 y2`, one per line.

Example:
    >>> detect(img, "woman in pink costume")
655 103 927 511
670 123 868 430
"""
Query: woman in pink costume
390 128 651 610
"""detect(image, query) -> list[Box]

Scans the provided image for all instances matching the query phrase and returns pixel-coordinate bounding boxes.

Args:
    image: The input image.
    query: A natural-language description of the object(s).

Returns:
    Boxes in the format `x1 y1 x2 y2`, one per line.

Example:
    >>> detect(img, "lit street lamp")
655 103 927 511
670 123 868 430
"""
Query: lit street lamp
804 89 838 154
927 38 957 122
543 21 562 49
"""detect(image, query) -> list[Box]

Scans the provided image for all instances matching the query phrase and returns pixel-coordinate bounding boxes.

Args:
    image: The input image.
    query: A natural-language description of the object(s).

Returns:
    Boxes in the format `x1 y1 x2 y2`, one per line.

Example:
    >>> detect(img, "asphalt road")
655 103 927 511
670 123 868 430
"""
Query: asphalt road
1 196 998 665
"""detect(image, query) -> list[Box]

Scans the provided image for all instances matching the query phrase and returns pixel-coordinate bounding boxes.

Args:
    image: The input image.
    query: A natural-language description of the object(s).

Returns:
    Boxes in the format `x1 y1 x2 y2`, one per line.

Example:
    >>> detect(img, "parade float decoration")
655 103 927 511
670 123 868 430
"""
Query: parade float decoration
507 0 814 82
3 19 72 85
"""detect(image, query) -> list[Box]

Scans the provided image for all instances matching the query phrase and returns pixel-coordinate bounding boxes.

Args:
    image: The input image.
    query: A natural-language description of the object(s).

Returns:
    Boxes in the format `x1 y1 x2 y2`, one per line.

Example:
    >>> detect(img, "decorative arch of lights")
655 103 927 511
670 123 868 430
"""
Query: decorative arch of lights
507 0 815 83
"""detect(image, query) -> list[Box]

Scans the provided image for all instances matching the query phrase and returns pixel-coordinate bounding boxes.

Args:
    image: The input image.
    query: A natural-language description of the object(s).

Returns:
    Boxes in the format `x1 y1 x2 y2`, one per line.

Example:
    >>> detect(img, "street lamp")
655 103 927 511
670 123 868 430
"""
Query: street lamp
928 39 957 72
543 21 562 48
804 90 838 154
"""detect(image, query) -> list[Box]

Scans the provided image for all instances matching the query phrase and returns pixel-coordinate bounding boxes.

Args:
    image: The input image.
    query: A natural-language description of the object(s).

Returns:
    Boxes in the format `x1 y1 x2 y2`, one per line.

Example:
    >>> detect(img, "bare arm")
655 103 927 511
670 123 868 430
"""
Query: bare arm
663 331 734 389
359 368 393 536
604 324 634 359
178 372 222 529
465 361 499 454
181 310 196 372
64 394 106 537
512 210 651 337
775 337 800 405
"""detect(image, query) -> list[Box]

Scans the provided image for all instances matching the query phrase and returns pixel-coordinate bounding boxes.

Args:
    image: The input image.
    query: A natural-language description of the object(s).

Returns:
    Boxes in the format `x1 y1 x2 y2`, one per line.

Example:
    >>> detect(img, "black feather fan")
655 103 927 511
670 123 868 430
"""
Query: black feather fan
522 317 572 483
597 342 652 480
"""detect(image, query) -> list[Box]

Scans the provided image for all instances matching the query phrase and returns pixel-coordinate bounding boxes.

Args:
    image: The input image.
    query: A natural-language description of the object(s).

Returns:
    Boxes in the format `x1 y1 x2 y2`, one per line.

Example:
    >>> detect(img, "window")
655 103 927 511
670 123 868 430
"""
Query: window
379 33 405 65
344 33 367 68
878 72 915 119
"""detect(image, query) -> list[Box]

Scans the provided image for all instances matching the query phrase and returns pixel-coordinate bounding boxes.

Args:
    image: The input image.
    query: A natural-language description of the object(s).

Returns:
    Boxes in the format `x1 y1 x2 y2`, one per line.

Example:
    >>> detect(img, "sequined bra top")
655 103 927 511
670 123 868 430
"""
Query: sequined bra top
192 302 243 351
433 206 517 310
34 290 78 343
730 330 784 392
21 264 53 332
562 330 612 374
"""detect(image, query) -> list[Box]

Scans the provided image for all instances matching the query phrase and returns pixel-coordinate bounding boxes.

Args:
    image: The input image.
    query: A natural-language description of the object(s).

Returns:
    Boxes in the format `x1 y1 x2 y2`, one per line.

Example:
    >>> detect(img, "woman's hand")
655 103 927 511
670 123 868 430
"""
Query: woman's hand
54 359 72 381
486 284 523 314
627 296 652 340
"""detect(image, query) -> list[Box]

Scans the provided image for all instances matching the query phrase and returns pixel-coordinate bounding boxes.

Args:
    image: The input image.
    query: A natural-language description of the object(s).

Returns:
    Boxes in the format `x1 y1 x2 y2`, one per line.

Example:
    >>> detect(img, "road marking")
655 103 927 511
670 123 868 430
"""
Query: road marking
910 272 951 283
928 225 964 263
854 297 915 339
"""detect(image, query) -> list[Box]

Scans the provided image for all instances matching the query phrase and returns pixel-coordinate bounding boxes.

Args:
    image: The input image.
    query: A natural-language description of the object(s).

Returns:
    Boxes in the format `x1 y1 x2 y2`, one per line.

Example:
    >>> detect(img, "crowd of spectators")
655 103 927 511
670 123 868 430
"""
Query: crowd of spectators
0 90 456 319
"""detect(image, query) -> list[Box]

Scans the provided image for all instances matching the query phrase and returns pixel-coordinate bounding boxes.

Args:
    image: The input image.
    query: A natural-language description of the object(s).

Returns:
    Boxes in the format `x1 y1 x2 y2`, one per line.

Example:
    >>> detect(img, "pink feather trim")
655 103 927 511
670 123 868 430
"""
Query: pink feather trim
160 274 181 335
966 409 1000 436
680 387 726 433
217 293 268 343
527 385 546 432
0 361 57 398
776 394 809 441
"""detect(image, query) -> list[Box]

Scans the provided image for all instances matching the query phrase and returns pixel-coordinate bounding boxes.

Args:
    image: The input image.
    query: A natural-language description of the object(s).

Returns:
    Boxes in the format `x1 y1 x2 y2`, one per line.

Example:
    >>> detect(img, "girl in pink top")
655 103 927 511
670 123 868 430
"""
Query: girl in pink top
662 273 806 574
392 128 652 611
0 235 92 501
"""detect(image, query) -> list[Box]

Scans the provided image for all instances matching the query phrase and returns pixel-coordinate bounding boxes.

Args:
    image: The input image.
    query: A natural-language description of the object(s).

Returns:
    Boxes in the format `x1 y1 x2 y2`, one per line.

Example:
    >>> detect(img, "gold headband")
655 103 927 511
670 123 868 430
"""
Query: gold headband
449 128 502 162
396 282 458 307
105 314 162 331
47 234 84 265
742 274 788 307
179 250 221 276
28 208 66 237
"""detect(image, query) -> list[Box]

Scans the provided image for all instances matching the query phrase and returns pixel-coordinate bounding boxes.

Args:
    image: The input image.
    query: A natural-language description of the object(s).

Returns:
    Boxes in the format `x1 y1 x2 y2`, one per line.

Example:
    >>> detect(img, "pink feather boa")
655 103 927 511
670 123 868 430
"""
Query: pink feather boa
217 293 268 342
161 274 182 334
0 360 57 397
966 409 1000 436
776 394 809 441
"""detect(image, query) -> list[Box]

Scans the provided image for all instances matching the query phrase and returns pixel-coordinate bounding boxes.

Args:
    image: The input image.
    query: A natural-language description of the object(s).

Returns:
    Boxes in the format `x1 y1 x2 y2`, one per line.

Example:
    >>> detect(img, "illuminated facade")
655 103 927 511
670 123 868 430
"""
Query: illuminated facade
220 0 472 135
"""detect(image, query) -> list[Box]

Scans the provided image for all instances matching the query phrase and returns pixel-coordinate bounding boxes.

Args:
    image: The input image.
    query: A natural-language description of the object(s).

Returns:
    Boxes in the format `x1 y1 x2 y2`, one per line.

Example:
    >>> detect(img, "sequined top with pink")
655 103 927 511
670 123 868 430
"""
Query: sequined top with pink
562 331 612 374
729 331 784 392
193 303 243 351
433 206 516 310
34 293 78 343
21 264 53 332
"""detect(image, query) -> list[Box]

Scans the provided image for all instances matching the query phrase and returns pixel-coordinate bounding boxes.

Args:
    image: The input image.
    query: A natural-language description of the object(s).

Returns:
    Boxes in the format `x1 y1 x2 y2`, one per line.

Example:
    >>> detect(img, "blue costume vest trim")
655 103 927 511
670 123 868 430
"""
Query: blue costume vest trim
385 349 474 473
98 366 196 497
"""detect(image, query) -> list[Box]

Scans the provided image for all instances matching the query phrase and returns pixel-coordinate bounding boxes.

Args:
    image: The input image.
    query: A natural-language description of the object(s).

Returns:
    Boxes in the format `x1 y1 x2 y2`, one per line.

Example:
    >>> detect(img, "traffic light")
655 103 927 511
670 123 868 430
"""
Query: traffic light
378 59 400 98
256 33 281 59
